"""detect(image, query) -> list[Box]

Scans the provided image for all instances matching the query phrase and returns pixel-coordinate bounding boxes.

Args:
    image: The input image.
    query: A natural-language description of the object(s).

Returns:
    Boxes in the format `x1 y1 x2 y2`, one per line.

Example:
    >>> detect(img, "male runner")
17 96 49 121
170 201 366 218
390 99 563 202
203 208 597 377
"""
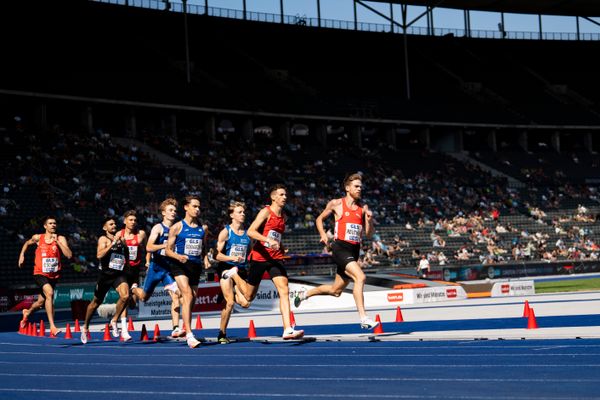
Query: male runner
165 195 207 348
225 184 304 340
215 201 251 344
294 173 379 329
18 216 73 336
109 210 146 337
131 198 183 337
81 217 131 343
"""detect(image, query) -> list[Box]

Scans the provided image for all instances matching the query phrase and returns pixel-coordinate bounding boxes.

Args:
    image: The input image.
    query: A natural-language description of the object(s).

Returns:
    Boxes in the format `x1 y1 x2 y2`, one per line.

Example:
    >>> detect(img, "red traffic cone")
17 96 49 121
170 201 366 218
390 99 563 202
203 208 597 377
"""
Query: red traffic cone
523 300 530 318
527 308 538 329
103 323 112 341
153 324 161 342
395 306 404 323
195 314 203 330
373 314 384 335
140 324 149 341
290 311 296 328
128 316 134 332
38 320 45 337
74 319 81 332
64 323 73 339
247 320 257 339
29 322 35 336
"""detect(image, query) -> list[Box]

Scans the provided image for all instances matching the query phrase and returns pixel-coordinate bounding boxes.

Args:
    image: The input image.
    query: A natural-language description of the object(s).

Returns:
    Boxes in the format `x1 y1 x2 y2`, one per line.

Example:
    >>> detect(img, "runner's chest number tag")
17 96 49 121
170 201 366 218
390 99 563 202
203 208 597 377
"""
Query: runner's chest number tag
344 223 362 242
185 238 202 256
109 253 125 271
128 245 138 260
265 230 282 248
42 257 59 273
230 244 247 259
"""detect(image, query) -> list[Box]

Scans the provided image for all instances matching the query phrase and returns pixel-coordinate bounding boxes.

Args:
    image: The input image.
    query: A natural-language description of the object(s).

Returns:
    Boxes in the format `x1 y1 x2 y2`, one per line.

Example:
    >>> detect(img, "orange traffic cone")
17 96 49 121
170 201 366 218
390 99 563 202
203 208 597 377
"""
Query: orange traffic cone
395 306 404 323
195 314 203 330
527 308 538 329
128 316 134 331
373 314 384 335
523 300 530 318
247 320 257 338
103 323 112 341
74 319 81 332
140 324 149 341
64 323 73 339
290 311 296 328
153 324 161 342
29 322 35 336
38 320 45 337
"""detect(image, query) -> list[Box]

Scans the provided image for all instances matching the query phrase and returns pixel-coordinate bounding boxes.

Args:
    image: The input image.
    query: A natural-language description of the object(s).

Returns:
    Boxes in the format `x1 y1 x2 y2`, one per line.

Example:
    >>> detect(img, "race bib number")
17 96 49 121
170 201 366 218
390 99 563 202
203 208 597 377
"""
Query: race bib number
108 253 125 271
266 230 282 243
230 244 247 260
42 257 59 273
184 238 202 256
344 223 362 242
159 248 166 256
128 245 138 260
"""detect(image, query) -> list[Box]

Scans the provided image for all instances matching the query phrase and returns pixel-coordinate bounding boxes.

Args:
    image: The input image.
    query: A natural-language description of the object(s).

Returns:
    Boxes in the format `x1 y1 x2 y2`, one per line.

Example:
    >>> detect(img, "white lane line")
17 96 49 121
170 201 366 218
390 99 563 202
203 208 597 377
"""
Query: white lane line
0 373 598 383
0 388 594 399
1 361 599 368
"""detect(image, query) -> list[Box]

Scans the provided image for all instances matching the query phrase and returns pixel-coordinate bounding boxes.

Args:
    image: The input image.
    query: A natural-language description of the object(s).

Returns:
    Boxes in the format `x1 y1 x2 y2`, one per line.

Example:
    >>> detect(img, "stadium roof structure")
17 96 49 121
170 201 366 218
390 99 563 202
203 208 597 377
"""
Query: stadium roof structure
371 0 600 17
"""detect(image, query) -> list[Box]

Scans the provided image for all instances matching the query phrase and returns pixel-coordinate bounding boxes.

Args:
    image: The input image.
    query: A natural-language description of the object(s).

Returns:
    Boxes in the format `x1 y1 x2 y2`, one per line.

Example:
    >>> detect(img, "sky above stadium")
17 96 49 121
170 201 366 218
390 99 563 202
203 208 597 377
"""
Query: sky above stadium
190 0 600 34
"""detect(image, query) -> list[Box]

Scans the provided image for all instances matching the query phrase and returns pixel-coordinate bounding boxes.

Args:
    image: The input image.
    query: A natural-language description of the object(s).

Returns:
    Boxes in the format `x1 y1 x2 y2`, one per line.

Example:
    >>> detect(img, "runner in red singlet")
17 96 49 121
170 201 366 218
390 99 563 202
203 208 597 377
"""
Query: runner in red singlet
225 184 304 340
109 210 146 338
18 216 73 336
294 173 379 329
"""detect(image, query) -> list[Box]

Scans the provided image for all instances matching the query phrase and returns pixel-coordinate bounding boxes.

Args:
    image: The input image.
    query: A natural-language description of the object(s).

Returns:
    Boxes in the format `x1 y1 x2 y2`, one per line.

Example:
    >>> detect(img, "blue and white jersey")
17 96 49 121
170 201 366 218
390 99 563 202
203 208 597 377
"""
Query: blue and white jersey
174 220 205 265
224 225 250 268
151 223 170 269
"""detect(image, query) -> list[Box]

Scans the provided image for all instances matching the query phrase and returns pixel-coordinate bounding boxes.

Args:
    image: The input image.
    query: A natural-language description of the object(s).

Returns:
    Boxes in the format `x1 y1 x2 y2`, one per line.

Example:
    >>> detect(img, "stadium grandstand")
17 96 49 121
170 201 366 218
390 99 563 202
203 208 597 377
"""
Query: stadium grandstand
1 1 600 398
1 0 600 289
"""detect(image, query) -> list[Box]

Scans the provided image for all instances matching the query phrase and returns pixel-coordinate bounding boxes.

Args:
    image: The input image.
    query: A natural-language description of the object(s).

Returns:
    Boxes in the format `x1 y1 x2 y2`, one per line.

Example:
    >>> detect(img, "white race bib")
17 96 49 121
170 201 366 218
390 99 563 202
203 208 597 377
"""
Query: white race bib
128 245 138 260
184 238 202 256
230 244 247 260
344 223 362 242
108 253 126 271
42 257 59 273
266 230 281 243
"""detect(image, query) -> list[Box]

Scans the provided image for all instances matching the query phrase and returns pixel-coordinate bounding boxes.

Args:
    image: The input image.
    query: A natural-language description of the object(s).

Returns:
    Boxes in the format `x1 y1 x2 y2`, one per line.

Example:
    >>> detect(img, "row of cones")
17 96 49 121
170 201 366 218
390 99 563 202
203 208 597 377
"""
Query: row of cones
19 303 540 341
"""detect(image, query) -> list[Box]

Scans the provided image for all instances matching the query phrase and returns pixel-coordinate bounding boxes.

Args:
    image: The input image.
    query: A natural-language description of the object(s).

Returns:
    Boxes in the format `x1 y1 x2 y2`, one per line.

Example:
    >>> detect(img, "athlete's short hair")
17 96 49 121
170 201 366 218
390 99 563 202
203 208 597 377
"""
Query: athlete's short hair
102 216 116 227
42 216 56 225
344 173 363 189
123 210 137 219
160 198 178 213
184 194 201 205
269 184 286 195
228 201 246 215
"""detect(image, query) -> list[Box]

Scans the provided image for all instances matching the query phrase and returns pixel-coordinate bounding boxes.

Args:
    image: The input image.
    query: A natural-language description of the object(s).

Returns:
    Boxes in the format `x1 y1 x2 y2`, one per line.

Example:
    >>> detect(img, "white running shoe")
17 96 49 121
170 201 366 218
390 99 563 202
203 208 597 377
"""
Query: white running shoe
187 336 201 348
121 330 132 342
171 327 186 338
164 282 179 293
131 283 139 290
360 317 379 330
110 321 120 338
222 266 239 279
294 287 307 308
80 329 88 344
282 328 305 340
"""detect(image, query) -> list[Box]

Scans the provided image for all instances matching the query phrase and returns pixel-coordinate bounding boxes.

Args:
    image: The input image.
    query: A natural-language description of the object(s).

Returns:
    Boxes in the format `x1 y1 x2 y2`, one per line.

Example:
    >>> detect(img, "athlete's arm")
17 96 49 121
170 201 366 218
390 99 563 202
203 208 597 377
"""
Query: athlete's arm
247 208 279 250
18 234 39 268
96 236 113 259
145 224 163 253
165 222 188 264
316 199 338 244
363 204 374 238
215 228 240 263
56 235 73 259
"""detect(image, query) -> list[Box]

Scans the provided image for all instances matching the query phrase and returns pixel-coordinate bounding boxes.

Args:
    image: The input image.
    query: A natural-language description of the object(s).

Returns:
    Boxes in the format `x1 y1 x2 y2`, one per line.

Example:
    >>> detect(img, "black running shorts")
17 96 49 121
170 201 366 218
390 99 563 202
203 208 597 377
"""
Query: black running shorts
331 240 360 279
